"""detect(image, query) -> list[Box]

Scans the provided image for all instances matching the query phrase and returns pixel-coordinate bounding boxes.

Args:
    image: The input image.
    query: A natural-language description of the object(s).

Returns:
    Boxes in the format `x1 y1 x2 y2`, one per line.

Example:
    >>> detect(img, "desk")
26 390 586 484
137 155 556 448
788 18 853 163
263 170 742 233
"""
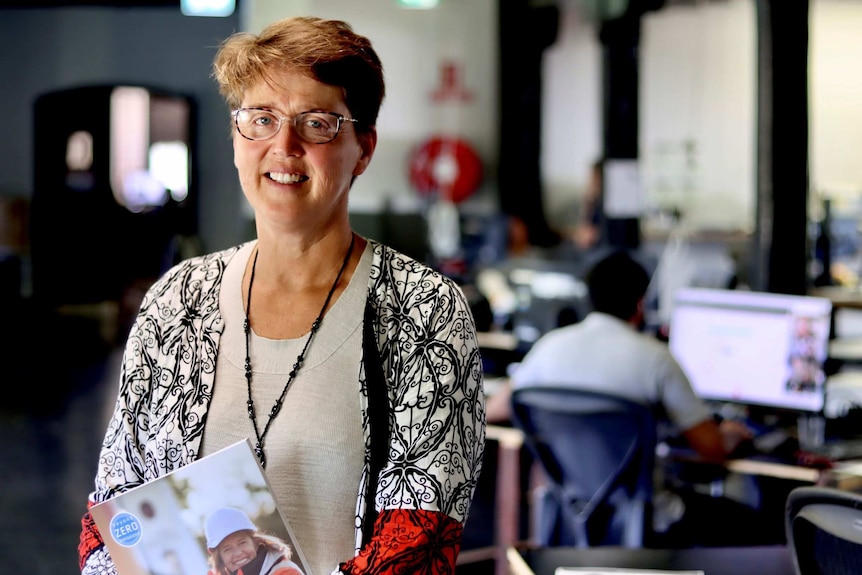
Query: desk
478 331 520 351
666 447 825 484
810 286 862 310
484 425 528 575
669 447 862 488
508 545 795 575
829 338 862 362
485 425 862 570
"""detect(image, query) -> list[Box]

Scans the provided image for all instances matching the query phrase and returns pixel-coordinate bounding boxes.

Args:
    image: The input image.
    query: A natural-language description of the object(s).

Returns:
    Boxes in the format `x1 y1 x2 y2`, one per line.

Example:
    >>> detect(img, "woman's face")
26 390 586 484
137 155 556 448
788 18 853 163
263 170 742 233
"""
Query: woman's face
216 531 258 572
233 69 376 238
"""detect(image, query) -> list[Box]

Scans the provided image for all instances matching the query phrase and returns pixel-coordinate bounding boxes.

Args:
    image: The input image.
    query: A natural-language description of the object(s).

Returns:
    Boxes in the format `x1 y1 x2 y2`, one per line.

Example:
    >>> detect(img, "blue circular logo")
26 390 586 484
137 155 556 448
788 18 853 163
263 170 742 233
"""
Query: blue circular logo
110 511 143 547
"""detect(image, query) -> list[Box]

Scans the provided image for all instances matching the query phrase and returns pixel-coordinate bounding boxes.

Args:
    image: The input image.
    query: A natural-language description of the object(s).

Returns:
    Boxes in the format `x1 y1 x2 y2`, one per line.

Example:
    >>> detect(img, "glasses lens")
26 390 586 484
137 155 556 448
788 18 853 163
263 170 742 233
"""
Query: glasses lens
235 109 280 140
295 112 341 144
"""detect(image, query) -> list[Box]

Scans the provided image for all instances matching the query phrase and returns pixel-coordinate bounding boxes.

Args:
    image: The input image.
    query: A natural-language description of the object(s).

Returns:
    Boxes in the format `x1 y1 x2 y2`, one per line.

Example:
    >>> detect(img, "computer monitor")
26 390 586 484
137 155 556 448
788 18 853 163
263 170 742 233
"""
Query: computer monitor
668 287 833 413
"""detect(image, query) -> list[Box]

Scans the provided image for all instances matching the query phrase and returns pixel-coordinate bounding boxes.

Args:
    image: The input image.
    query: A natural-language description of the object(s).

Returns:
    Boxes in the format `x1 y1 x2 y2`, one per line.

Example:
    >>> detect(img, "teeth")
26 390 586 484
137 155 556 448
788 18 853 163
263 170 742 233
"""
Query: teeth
269 172 304 184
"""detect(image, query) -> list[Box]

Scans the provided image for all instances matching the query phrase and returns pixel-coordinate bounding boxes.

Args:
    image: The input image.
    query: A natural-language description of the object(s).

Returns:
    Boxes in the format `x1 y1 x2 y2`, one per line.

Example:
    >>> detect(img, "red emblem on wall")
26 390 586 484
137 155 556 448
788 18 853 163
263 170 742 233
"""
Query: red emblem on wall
431 60 474 103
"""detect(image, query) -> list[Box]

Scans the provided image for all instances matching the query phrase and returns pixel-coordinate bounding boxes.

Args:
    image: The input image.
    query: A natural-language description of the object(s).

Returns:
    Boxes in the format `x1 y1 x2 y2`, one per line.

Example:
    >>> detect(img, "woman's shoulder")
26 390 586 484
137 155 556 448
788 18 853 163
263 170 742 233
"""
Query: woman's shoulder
368 238 463 293
142 243 247 304
155 243 244 280
168 243 245 274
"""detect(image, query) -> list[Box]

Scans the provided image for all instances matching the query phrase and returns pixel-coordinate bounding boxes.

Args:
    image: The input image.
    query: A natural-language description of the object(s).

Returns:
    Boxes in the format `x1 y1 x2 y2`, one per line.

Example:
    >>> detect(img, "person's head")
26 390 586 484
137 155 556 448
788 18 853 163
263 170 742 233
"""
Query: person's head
211 17 384 235
589 158 604 188
506 215 531 256
205 507 291 575
586 250 650 321
583 157 604 205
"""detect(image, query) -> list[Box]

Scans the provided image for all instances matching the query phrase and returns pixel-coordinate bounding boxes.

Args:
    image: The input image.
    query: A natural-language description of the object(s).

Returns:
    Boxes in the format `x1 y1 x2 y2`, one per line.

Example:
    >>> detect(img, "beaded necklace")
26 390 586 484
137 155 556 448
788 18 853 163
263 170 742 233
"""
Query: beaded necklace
243 234 355 468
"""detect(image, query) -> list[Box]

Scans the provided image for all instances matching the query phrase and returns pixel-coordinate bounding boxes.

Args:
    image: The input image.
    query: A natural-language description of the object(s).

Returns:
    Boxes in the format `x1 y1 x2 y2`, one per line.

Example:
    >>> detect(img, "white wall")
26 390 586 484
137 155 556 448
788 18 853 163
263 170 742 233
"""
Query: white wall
541 0 756 235
242 0 862 238
546 0 862 237
541 2 603 230
811 0 862 216
640 0 756 234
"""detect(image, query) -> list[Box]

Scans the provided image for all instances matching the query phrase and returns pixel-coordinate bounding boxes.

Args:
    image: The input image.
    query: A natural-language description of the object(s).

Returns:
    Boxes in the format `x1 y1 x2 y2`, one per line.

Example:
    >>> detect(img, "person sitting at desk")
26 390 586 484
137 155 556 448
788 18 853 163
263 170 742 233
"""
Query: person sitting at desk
486 249 769 547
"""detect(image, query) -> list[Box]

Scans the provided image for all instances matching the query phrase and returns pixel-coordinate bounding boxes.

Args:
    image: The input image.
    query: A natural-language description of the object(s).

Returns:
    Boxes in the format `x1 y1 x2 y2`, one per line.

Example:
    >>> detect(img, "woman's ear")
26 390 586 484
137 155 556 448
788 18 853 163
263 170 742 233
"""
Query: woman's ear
353 128 377 177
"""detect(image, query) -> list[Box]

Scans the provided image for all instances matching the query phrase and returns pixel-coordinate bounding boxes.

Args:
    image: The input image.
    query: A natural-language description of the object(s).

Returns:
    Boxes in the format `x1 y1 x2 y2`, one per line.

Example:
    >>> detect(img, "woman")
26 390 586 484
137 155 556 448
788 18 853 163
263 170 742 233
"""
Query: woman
206 507 304 575
78 16 485 575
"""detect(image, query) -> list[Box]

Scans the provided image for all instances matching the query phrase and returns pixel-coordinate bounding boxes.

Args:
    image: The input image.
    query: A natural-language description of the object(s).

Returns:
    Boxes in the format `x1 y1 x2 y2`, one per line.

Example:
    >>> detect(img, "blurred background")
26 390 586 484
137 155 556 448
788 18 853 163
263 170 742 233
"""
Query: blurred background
1 0 862 574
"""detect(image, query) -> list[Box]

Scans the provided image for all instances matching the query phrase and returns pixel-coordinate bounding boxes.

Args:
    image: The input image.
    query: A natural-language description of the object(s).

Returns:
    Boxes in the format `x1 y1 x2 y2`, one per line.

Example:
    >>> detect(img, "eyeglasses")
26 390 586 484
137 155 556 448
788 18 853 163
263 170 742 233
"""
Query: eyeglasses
231 108 358 144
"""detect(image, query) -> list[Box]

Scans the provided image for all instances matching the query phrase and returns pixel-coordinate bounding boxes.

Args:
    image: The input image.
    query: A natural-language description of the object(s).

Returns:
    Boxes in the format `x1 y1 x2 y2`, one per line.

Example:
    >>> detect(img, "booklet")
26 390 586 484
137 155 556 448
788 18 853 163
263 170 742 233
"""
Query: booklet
555 569 704 575
91 439 311 575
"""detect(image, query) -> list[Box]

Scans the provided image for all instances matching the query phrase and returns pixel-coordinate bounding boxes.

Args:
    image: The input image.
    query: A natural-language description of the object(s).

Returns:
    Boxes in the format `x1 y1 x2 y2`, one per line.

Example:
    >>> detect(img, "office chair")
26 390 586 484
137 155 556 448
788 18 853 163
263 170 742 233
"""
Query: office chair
510 386 657 548
785 486 862 575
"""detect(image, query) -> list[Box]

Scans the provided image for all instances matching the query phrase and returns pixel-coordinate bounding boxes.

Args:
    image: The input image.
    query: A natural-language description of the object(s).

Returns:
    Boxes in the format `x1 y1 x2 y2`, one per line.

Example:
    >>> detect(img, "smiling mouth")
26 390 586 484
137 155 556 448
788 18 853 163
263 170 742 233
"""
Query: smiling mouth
267 172 308 184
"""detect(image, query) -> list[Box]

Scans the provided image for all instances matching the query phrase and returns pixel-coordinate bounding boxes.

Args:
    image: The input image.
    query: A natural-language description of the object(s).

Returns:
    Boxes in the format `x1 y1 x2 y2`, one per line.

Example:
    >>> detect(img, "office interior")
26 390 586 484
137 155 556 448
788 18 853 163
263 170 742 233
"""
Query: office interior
3 0 862 574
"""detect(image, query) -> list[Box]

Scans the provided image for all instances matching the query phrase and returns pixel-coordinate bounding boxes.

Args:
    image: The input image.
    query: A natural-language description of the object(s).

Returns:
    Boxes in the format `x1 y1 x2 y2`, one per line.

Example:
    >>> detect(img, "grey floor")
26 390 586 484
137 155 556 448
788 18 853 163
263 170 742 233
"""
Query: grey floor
1 305 122 575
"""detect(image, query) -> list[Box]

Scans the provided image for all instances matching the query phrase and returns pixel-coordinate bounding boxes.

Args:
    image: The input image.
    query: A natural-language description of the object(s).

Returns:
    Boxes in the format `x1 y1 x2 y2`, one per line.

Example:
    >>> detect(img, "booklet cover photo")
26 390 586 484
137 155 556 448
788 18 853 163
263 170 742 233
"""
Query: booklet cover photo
90 439 311 575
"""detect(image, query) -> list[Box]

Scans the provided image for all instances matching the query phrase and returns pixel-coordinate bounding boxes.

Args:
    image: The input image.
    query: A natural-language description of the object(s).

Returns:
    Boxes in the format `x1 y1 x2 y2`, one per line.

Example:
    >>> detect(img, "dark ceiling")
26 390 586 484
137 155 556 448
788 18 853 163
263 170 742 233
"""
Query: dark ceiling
0 1 179 6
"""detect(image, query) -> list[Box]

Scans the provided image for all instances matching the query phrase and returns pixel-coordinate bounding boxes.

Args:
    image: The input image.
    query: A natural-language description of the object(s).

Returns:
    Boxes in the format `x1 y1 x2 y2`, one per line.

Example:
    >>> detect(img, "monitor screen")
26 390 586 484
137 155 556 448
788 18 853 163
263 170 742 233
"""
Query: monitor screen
668 287 833 413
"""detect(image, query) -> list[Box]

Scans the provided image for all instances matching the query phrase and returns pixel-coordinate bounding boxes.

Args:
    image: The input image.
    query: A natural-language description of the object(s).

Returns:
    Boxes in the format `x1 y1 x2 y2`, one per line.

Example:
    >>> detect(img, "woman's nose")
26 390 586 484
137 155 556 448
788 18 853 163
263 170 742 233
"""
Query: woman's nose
270 117 305 155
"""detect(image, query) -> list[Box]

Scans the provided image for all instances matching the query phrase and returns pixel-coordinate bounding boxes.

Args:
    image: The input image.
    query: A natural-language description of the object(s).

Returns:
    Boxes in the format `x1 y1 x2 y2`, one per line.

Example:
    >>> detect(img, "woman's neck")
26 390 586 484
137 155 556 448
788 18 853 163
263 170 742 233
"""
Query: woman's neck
243 234 364 340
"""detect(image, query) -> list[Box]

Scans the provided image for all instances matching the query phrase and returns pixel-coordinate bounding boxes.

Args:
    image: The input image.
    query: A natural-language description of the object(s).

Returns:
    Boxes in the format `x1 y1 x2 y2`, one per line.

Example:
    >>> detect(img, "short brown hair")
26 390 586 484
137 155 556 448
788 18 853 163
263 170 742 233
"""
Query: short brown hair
212 16 385 134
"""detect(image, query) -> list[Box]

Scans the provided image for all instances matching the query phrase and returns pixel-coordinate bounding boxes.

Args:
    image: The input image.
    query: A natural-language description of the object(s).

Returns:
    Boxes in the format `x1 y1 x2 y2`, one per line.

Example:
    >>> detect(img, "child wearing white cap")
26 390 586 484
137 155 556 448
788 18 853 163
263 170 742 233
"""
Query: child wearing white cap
205 507 304 575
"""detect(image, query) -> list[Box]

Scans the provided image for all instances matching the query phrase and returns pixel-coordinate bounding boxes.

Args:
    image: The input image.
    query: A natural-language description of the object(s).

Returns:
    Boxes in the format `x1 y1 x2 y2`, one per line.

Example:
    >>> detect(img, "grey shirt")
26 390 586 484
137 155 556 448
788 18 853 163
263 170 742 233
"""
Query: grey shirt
202 240 368 575
511 311 712 434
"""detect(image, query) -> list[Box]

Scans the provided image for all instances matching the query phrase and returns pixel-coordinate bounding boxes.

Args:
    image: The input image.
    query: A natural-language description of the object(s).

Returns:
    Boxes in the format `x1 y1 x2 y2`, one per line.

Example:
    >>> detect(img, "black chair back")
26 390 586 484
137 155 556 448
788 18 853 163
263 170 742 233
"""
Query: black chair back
786 486 862 575
511 386 656 548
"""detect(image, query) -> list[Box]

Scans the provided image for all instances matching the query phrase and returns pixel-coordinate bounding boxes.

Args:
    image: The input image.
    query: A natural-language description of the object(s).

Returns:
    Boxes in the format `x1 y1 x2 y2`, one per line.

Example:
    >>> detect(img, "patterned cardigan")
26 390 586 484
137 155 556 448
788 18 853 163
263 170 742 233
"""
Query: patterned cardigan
78 240 486 575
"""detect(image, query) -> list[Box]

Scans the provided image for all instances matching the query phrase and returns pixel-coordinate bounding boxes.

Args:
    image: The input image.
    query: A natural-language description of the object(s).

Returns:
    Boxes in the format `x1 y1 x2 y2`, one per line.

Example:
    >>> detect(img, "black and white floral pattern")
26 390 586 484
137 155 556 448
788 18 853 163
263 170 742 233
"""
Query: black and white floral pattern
81 240 485 575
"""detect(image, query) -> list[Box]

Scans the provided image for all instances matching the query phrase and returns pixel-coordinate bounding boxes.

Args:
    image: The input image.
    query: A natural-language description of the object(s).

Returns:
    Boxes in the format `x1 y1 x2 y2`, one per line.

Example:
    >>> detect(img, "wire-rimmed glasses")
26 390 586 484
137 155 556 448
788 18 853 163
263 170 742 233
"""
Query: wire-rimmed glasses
231 108 358 144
